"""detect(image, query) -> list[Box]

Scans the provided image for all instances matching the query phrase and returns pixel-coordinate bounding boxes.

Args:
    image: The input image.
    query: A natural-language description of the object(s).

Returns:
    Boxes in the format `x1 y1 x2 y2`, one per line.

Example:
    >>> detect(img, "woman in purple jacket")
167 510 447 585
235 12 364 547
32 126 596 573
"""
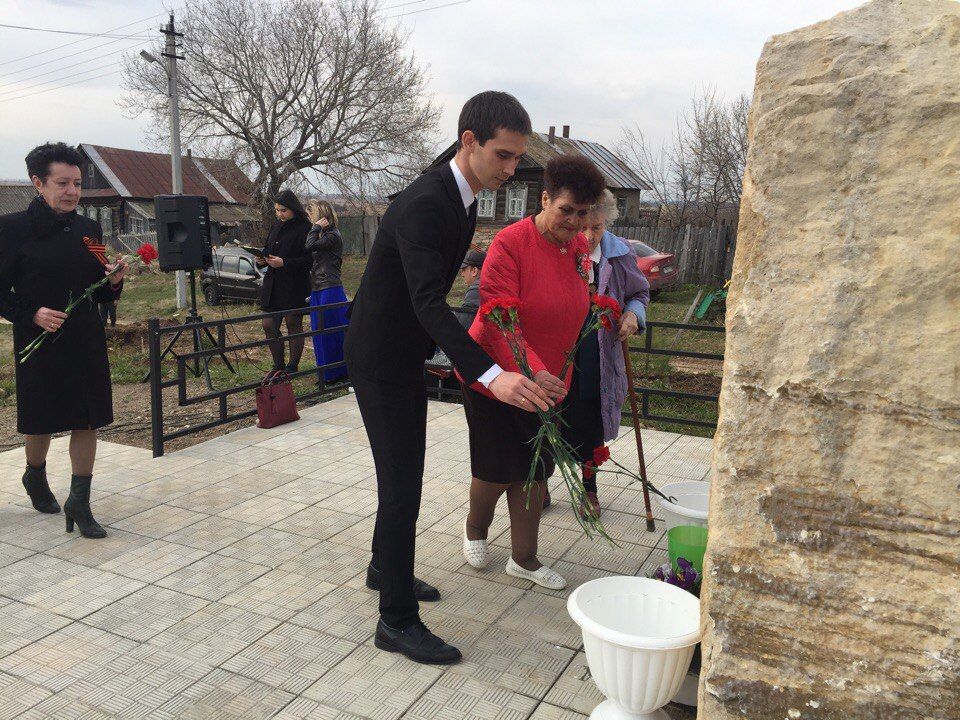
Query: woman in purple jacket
554 190 650 518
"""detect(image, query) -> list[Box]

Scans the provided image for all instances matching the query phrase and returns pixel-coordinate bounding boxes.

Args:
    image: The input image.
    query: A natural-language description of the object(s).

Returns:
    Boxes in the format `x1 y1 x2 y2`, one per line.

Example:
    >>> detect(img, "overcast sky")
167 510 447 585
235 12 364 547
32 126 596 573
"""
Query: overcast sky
0 0 866 181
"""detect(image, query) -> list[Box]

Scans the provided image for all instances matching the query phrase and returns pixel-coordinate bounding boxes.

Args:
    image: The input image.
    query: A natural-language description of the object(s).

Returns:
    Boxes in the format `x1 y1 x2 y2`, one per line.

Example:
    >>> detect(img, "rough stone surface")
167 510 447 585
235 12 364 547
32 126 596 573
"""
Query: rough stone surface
700 1 960 718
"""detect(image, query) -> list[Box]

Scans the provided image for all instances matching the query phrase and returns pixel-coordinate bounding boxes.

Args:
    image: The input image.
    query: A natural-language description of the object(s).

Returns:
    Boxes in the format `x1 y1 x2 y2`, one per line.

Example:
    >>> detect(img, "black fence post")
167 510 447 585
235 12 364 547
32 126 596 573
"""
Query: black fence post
217 323 227 421
148 317 164 457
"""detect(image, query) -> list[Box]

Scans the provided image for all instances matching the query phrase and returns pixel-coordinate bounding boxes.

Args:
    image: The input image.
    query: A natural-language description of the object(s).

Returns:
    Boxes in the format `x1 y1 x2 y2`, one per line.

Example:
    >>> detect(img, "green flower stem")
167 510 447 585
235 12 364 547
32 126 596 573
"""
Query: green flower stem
17 264 124 365
596 465 676 503
488 308 613 543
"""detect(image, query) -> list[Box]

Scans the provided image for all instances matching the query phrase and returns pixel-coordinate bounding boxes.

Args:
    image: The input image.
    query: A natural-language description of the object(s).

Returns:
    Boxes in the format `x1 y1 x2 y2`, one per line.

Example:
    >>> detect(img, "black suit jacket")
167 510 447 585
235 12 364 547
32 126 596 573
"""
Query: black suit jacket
345 163 493 384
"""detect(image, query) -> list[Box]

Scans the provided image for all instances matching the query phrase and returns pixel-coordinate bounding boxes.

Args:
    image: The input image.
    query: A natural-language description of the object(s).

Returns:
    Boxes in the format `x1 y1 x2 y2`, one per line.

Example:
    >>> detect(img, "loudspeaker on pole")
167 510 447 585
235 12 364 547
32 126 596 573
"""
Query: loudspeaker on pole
154 194 213 272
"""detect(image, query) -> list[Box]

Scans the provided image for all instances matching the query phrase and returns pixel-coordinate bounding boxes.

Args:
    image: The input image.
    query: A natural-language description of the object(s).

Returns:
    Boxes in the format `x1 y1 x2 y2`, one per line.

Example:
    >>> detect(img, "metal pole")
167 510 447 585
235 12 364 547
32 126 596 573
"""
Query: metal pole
621 339 656 532
148 318 165 457
162 14 188 311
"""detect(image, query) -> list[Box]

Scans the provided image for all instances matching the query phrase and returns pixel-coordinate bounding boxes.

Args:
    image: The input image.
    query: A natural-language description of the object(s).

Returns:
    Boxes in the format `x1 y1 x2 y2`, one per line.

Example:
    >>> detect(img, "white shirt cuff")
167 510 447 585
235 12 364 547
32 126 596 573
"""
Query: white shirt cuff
477 364 503 388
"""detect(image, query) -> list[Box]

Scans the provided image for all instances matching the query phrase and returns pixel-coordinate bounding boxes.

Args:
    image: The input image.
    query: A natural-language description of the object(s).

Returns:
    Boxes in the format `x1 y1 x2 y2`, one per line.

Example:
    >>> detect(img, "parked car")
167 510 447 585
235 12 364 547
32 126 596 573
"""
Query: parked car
629 240 679 294
201 247 263 305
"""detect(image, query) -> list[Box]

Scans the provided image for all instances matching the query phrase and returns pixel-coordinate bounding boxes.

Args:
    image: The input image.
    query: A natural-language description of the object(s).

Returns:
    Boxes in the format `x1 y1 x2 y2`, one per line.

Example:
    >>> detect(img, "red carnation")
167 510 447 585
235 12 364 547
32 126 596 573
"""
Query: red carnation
583 461 596 479
591 293 622 330
593 445 610 467
481 297 521 320
136 243 159 265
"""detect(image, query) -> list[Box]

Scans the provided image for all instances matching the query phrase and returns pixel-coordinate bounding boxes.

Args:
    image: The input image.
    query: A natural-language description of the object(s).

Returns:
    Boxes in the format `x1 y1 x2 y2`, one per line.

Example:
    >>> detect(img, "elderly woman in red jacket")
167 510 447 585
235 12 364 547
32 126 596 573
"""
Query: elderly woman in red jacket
459 154 606 590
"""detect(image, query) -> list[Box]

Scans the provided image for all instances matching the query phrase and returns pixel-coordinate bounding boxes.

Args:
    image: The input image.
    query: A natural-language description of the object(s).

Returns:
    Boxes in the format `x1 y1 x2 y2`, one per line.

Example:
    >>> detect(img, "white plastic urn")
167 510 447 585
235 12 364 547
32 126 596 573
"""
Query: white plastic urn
567 576 701 720
656 480 709 531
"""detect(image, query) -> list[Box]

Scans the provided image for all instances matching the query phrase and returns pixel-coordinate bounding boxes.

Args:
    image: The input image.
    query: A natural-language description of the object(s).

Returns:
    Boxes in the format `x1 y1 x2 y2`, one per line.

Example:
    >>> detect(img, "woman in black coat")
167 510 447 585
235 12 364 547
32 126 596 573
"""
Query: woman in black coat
0 143 127 539
258 189 312 374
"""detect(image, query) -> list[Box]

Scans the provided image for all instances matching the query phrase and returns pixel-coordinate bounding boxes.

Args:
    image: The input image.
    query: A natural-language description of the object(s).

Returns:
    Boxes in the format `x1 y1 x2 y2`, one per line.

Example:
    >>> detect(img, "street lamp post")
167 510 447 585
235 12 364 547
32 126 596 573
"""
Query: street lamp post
141 13 187 311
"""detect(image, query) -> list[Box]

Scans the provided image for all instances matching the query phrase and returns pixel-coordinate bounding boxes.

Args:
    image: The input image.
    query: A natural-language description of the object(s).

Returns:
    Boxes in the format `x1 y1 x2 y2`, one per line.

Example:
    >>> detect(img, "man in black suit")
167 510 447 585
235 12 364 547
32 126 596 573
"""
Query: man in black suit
345 91 552 664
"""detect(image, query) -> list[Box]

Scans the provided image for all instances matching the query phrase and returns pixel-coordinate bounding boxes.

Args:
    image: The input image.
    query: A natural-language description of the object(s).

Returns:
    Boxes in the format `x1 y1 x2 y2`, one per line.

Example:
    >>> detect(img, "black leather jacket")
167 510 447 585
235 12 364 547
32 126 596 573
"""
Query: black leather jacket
305 225 343 292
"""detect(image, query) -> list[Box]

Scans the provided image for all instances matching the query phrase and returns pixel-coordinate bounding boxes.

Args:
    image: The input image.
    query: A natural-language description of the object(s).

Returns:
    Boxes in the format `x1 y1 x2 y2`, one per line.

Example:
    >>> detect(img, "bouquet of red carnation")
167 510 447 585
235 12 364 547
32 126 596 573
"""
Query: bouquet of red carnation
18 243 159 364
481 294 624 541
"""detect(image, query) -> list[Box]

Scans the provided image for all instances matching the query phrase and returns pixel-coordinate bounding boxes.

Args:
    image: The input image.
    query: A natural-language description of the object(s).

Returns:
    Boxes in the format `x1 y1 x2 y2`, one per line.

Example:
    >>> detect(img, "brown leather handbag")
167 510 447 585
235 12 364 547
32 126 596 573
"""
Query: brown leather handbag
256 371 300 428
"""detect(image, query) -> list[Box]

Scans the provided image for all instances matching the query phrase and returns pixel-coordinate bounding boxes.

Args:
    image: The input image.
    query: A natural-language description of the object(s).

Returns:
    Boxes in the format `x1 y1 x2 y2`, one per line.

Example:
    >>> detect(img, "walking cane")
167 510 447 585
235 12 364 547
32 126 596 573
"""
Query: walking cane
621 338 656 532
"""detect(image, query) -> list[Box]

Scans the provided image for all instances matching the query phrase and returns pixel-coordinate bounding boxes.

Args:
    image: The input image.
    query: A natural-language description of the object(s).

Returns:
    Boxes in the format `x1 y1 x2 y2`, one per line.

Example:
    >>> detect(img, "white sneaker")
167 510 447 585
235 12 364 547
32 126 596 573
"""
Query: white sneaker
462 519 490 569
505 557 567 590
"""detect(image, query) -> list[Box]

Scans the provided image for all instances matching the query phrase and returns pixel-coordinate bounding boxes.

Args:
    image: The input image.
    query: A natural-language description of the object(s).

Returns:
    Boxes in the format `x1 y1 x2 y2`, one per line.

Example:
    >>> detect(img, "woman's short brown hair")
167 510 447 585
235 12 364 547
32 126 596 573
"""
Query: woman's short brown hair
543 153 606 205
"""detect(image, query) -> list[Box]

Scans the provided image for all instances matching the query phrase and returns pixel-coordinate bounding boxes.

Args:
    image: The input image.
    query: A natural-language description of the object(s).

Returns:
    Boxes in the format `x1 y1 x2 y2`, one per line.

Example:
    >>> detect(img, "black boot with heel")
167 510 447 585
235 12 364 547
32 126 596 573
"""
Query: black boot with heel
63 474 107 539
22 462 60 514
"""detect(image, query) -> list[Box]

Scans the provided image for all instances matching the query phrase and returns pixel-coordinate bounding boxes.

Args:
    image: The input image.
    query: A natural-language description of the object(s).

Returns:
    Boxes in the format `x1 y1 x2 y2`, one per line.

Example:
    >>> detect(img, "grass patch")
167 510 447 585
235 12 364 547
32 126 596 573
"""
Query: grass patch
2 261 725 438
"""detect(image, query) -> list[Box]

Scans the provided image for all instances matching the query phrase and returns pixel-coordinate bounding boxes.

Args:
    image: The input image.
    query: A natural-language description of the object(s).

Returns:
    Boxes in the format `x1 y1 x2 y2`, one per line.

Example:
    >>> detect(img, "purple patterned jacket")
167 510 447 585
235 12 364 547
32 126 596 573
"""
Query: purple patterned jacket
596 231 650 441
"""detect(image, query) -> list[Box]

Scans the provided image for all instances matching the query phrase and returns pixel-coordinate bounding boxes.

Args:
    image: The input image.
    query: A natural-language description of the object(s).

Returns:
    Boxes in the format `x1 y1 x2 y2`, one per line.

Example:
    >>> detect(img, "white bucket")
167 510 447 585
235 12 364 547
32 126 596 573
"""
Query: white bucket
568 576 700 719
657 481 709 531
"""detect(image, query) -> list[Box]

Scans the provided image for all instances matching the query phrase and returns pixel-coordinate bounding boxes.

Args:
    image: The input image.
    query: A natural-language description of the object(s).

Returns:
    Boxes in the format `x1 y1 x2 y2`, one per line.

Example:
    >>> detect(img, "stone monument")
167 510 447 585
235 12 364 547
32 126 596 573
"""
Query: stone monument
700 0 960 717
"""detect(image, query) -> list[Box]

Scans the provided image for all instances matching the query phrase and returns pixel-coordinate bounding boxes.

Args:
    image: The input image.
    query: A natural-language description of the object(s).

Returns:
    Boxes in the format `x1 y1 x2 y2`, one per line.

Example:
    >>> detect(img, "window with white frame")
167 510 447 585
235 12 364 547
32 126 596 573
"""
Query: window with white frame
99 207 113 235
477 189 495 218
506 184 527 219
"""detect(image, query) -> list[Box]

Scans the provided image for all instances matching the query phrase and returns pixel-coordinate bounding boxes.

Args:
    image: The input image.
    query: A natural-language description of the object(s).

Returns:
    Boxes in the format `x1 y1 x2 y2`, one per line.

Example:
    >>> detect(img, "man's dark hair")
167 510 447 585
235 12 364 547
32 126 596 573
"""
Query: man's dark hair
25 142 84 182
543 153 606 205
457 91 531 149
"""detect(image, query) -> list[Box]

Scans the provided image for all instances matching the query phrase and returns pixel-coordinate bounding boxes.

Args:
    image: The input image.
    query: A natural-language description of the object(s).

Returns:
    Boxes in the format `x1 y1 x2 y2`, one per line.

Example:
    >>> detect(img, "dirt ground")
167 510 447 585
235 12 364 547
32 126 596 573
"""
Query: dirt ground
0 318 328 455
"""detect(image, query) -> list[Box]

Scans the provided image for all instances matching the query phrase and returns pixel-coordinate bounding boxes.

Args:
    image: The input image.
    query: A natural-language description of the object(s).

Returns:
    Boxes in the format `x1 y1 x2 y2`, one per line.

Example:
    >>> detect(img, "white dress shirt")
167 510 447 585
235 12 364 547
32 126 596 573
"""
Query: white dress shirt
449 158 503 388
587 242 603 284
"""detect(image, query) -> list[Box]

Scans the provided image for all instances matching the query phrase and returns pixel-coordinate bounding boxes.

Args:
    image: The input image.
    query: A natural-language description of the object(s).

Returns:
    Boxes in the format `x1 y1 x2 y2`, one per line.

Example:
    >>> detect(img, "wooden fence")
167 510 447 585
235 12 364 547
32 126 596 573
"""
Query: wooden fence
339 215 380 256
610 224 736 285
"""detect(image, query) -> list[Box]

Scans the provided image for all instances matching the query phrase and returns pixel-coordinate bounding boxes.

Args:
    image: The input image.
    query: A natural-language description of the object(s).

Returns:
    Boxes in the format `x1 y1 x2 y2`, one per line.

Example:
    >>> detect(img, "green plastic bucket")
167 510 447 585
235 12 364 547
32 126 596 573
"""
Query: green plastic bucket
668 525 709 574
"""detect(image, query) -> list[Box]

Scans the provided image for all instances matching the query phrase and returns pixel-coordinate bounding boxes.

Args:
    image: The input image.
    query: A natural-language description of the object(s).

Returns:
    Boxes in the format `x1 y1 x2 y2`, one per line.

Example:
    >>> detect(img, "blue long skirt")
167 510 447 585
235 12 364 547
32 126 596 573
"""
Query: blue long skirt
309 286 349 382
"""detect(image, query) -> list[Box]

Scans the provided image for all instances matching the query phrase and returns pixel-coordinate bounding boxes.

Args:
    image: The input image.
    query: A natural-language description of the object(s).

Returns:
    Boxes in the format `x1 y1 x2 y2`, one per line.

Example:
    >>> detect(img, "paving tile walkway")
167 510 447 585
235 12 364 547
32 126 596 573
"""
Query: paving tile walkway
0 394 705 719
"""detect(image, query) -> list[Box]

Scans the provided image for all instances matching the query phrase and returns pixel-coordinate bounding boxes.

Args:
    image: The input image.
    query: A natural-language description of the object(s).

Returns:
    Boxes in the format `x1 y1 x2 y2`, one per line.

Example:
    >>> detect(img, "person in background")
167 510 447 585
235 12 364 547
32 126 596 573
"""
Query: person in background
0 142 127 539
305 199 348 383
460 153 607 591
457 248 486 329
554 188 650 518
258 189 312 376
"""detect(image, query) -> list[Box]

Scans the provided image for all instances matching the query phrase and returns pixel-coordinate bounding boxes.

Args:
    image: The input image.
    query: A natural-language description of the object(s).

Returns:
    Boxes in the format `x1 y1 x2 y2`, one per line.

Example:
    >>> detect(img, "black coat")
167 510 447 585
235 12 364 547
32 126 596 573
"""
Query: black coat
0 197 122 434
345 163 493 384
259 216 312 310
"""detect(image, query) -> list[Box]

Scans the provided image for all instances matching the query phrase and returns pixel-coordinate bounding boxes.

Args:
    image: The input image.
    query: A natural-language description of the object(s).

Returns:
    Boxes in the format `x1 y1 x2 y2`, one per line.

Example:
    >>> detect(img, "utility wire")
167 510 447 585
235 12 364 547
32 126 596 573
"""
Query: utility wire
0 59 129 99
0 40 148 90
0 68 122 104
0 23 153 39
383 0 472 20
378 0 434 11
0 27 157 82
0 10 172 68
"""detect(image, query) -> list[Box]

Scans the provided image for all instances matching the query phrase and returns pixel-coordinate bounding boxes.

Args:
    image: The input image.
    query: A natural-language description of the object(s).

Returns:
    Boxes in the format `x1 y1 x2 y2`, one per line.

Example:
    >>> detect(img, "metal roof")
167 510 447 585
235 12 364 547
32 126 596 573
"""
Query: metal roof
530 134 648 191
79 144 253 204
126 198 257 226
428 134 649 191
0 183 36 215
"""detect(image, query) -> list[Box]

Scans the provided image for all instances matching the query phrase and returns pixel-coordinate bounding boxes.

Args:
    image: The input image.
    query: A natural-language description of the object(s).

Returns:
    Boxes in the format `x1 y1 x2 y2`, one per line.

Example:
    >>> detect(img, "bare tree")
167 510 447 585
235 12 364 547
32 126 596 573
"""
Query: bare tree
122 0 440 224
618 122 695 230
617 88 750 229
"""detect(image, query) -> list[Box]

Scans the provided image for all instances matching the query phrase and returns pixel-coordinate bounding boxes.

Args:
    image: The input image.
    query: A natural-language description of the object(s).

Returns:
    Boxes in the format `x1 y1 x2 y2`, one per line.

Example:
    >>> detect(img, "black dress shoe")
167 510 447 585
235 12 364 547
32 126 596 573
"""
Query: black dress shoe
374 619 462 665
366 565 440 602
